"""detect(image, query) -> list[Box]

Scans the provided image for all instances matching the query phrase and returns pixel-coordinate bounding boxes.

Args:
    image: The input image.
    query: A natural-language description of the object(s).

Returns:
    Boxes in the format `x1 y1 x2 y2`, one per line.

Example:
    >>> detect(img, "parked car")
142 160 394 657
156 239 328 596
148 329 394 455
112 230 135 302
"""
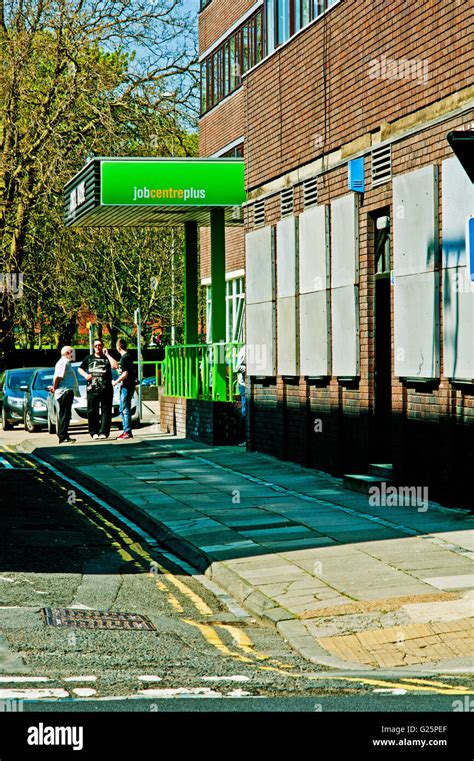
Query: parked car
0 368 36 430
46 362 139 434
24 367 54 432
141 376 157 386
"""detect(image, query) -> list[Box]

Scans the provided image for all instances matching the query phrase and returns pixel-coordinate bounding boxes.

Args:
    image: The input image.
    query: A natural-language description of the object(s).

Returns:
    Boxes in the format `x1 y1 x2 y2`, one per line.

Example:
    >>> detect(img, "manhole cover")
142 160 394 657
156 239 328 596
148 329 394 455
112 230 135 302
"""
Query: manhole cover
42 608 156 631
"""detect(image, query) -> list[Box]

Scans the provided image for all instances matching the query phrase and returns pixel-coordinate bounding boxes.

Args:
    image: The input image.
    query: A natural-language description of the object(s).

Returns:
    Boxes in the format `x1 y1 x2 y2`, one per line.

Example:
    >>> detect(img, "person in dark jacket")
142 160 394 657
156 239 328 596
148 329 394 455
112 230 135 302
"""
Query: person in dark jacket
78 340 118 440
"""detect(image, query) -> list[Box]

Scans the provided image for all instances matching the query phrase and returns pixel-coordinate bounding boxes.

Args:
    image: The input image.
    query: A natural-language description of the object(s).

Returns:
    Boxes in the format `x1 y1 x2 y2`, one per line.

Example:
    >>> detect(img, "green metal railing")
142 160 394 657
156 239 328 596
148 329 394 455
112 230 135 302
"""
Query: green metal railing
164 342 243 402
139 360 164 386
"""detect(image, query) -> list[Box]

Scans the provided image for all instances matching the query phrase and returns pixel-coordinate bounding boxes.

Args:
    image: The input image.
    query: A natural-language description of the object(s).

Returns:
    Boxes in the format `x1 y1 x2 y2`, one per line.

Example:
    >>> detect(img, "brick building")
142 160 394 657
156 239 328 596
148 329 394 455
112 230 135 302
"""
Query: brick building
198 0 474 506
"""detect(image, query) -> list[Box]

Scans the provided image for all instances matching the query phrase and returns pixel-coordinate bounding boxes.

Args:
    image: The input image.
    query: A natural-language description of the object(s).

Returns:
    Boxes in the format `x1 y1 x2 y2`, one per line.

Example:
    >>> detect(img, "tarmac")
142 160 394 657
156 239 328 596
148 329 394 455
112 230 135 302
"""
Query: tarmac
18 401 474 674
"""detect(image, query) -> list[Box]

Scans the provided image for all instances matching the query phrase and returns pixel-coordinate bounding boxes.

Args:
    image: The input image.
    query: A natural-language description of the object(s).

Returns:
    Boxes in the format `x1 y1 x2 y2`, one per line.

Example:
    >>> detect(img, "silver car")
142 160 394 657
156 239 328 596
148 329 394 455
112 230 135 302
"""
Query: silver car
46 362 139 434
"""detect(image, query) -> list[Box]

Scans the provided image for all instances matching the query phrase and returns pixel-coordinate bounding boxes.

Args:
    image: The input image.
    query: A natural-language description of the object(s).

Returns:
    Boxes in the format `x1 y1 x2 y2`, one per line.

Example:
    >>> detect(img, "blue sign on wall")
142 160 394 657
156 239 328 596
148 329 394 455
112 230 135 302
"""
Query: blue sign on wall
348 157 365 193
468 216 474 282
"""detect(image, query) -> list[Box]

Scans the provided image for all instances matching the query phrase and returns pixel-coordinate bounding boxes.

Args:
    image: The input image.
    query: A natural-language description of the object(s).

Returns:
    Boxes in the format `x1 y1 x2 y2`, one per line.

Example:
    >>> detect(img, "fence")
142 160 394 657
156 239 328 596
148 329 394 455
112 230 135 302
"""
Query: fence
164 342 243 402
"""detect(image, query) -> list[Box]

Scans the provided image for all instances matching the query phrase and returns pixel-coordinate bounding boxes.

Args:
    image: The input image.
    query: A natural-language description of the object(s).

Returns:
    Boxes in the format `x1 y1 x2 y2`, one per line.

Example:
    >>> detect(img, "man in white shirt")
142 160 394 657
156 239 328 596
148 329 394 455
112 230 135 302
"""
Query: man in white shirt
48 346 79 444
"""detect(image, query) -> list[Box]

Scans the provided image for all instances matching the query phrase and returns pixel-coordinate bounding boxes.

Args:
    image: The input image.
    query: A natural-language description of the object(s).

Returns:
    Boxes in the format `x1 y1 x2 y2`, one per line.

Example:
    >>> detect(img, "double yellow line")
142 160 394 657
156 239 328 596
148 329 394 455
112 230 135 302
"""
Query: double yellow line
13 450 291 673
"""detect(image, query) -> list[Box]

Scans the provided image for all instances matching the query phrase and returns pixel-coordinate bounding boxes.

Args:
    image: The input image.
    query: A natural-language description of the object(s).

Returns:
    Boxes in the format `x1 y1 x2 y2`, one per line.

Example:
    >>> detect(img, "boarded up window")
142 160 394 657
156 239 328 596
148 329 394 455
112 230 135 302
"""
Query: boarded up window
393 165 440 379
330 193 360 377
245 226 276 376
298 205 330 376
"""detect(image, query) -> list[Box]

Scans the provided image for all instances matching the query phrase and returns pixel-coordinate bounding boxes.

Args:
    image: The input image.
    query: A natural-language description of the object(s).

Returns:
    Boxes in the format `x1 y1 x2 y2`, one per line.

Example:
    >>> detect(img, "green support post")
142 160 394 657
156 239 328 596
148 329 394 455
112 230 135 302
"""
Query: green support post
210 208 227 401
184 221 198 344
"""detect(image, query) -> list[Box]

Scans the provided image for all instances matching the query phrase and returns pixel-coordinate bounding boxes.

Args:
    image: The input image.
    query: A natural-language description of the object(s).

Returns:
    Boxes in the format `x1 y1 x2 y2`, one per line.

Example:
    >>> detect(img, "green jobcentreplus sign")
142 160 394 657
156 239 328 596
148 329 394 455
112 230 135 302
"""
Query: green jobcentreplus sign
101 159 246 207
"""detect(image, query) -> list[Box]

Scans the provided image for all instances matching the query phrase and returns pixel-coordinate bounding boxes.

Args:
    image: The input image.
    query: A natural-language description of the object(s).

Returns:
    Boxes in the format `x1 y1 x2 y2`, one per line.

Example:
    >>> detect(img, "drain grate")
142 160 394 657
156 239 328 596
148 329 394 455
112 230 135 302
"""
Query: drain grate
42 608 156 631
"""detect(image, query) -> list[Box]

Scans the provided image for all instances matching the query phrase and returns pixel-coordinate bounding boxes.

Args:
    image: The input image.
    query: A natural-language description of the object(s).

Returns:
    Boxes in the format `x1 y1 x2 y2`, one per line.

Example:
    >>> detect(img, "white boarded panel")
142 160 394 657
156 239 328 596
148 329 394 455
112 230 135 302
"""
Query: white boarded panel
277 296 298 375
331 194 359 288
277 216 297 298
393 165 438 276
300 291 330 376
443 267 474 380
299 205 330 294
442 157 474 269
331 285 359 376
246 302 276 376
245 226 274 305
394 271 440 378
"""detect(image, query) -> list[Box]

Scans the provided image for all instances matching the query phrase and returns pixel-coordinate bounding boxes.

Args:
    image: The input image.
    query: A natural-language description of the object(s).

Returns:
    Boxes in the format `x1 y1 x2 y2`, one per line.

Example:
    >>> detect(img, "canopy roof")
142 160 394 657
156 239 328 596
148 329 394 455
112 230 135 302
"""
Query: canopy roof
447 130 474 184
64 157 246 228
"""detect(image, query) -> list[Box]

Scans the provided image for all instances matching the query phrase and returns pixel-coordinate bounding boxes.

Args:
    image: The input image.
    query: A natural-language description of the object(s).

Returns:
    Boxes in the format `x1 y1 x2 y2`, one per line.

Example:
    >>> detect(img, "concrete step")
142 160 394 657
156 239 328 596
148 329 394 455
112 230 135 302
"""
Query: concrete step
369 463 394 479
343 474 394 495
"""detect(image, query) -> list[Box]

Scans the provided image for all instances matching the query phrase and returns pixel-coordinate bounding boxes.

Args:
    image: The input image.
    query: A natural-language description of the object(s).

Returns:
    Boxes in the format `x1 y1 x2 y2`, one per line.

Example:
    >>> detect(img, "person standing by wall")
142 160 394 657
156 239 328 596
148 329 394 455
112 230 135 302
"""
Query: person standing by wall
47 346 79 444
78 340 118 440
236 344 246 445
113 337 136 440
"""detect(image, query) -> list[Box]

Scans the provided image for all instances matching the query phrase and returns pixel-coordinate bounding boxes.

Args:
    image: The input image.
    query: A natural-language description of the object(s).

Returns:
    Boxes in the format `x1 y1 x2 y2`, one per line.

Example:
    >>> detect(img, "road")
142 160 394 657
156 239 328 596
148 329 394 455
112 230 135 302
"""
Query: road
0 437 472 712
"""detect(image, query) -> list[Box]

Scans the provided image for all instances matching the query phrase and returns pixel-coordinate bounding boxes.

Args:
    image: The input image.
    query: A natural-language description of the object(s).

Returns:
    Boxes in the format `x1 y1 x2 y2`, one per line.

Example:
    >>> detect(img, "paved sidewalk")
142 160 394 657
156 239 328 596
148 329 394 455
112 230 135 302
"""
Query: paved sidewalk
21 432 474 673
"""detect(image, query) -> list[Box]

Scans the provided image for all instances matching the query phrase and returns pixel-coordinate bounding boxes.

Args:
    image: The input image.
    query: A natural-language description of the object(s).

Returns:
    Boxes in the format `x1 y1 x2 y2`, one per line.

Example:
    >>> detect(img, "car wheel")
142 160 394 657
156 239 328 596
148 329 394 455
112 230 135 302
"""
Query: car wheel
24 409 40 433
1 406 13 431
47 413 56 435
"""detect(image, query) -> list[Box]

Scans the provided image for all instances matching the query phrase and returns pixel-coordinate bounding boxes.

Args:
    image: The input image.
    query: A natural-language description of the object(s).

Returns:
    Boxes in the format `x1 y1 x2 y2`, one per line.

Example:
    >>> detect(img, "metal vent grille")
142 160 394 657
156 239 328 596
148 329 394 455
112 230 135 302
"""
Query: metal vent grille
253 200 265 227
281 187 294 217
303 177 318 208
372 144 392 187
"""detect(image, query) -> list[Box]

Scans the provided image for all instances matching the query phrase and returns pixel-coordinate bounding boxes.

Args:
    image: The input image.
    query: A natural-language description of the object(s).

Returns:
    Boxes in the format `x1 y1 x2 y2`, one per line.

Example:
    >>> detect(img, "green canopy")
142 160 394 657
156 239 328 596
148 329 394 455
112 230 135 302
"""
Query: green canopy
64 157 246 227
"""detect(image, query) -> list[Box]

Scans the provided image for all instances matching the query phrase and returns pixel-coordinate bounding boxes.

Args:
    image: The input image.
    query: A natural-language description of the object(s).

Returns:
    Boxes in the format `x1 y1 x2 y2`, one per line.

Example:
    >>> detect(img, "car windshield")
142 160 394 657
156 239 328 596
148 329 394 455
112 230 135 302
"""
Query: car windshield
8 370 34 390
33 370 54 390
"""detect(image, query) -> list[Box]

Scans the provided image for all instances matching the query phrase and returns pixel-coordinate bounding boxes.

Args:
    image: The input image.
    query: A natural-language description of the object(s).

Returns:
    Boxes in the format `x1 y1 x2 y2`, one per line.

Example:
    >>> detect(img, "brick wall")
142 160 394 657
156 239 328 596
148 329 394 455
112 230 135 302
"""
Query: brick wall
199 89 246 159
198 0 474 506
199 0 256 54
160 393 243 444
200 227 246 280
245 0 472 189
159 395 187 437
247 110 474 506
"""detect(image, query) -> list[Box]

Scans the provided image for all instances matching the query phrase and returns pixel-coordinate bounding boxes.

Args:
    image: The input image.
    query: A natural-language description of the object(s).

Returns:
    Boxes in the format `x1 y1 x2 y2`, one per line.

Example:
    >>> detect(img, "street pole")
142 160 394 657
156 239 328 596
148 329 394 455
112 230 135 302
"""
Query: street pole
162 91 178 345
134 308 143 421
171 228 176 345
170 99 176 345
87 321 94 354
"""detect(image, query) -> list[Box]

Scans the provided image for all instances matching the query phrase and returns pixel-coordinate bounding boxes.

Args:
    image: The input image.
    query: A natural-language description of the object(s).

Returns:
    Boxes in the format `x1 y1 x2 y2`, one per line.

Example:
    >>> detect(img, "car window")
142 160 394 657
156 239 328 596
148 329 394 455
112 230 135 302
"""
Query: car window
33 370 54 390
8 370 35 390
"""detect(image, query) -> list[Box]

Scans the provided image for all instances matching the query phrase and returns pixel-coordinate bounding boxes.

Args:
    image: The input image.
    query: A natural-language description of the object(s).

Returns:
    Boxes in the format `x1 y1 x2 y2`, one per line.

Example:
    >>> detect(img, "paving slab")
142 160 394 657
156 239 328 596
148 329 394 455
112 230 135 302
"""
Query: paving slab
26 435 474 673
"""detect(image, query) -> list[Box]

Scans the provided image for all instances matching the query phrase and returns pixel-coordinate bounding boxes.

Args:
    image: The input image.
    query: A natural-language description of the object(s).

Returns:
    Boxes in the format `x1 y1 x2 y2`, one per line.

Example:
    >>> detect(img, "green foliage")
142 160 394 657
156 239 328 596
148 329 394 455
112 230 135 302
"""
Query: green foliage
0 0 198 353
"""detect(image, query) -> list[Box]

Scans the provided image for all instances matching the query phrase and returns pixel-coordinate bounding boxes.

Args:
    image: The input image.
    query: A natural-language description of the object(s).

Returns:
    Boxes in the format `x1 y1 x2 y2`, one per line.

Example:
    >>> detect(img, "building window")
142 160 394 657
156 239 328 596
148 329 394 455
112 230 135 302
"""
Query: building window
266 0 276 54
221 143 244 158
277 0 291 45
264 0 336 53
206 277 245 343
200 8 264 114
226 277 245 343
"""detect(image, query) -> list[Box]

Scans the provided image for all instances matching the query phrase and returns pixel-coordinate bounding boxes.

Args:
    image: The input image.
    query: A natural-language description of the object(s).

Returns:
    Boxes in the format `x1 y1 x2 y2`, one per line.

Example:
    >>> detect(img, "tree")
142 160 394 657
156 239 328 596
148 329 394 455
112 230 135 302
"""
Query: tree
0 0 198 354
